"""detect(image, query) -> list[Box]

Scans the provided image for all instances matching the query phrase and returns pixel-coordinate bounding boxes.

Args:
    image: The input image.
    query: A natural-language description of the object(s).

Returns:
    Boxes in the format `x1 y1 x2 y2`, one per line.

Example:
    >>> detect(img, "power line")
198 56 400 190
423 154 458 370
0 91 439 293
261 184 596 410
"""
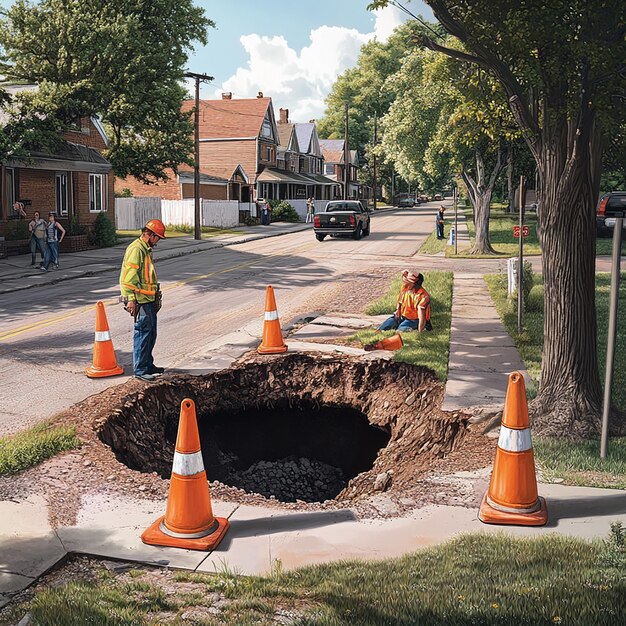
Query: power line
390 0 444 41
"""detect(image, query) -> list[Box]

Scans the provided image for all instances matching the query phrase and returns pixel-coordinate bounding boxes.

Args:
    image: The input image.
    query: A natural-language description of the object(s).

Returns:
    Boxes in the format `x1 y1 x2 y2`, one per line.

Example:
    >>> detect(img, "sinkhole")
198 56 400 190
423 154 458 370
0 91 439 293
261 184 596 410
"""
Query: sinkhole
98 353 467 504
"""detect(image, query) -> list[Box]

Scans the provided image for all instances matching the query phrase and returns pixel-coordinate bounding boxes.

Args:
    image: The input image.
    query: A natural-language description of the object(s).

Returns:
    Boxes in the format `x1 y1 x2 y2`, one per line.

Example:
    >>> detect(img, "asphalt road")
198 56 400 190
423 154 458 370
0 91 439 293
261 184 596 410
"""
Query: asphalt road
0 202 467 435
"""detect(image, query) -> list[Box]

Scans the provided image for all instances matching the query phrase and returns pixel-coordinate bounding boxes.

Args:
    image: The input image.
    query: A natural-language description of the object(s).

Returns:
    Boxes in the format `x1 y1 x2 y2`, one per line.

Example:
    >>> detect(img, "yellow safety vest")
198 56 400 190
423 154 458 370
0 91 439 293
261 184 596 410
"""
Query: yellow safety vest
119 238 157 304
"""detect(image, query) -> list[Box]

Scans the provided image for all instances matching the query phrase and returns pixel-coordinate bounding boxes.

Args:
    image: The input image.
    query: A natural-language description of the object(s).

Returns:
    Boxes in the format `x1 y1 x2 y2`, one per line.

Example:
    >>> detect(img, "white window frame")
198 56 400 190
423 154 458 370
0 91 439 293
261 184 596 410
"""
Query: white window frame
5 168 16 216
55 172 69 216
89 173 106 212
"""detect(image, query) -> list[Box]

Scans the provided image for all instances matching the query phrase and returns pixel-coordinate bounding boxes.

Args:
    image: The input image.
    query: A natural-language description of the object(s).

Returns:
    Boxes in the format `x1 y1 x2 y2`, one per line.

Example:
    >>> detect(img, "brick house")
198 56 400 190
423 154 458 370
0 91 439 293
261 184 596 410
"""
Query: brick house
0 84 114 234
116 92 278 204
319 139 369 202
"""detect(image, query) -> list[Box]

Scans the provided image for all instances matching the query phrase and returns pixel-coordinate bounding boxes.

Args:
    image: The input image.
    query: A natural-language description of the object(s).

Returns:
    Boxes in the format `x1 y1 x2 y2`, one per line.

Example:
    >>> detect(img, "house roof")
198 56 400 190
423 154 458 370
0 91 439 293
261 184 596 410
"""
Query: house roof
319 139 345 164
277 122 298 151
8 141 111 173
257 167 339 187
295 123 314 153
178 170 229 185
183 97 273 139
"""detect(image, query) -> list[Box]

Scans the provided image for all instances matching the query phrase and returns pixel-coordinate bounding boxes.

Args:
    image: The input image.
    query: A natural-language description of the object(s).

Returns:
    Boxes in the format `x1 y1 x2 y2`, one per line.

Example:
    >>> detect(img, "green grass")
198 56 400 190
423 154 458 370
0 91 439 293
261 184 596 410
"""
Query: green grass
485 271 626 488
116 225 244 240
0 422 80 476
6 533 625 625
357 271 453 381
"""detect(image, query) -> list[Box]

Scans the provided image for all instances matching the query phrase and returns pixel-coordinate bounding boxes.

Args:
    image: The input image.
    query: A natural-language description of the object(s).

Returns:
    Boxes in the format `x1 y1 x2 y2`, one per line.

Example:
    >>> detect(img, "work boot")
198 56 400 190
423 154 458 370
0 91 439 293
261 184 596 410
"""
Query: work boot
148 366 165 374
135 373 158 382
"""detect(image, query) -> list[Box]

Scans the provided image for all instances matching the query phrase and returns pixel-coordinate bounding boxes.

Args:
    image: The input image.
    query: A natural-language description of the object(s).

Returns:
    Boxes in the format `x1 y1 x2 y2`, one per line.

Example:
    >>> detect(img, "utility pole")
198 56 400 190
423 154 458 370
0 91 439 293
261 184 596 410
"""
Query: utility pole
372 113 378 211
343 101 349 200
184 71 213 240
517 176 525 334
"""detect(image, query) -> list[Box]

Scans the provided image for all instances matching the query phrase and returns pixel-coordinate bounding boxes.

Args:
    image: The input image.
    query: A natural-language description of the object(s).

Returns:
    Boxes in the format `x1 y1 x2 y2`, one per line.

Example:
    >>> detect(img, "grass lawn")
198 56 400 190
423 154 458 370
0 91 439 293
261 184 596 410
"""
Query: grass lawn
352 271 453 381
5 532 624 625
421 203 626 257
485 271 626 488
116 226 244 240
0 422 80 476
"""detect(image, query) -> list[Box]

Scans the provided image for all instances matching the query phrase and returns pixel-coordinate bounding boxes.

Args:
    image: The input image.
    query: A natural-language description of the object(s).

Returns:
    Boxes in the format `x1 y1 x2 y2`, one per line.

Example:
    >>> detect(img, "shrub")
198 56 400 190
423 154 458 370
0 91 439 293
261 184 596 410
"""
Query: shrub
510 260 535 311
5 219 29 240
115 188 134 198
269 200 300 222
91 212 117 247
67 216 88 236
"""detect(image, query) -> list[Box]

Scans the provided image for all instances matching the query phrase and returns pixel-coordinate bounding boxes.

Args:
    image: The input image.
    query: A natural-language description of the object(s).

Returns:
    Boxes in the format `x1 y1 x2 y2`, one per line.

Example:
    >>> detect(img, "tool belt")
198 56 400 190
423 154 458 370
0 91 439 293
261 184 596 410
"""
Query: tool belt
154 284 162 313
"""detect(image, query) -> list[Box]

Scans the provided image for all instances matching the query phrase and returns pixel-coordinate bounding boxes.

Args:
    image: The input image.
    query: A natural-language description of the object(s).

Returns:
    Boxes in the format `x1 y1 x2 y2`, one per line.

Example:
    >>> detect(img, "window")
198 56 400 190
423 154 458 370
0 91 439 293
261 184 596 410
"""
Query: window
89 174 106 212
55 173 69 216
325 163 334 175
5 168 16 216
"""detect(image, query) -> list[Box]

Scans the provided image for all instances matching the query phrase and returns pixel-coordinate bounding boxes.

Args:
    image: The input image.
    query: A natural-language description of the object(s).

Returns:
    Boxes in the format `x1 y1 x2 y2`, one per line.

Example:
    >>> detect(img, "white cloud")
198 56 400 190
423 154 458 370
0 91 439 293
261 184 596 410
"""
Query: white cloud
210 6 406 123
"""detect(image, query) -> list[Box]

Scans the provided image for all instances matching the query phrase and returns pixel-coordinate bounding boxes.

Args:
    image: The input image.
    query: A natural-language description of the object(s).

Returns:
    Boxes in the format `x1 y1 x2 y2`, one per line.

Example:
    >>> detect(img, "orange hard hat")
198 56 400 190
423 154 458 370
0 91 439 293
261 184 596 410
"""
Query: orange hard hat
145 219 166 239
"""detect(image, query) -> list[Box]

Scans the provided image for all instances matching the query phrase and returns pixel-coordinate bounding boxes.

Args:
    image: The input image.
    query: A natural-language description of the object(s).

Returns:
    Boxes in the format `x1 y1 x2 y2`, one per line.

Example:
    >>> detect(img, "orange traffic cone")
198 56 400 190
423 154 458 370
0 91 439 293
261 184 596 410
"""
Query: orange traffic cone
258 285 287 354
363 334 403 351
478 372 548 526
141 398 230 550
85 301 124 378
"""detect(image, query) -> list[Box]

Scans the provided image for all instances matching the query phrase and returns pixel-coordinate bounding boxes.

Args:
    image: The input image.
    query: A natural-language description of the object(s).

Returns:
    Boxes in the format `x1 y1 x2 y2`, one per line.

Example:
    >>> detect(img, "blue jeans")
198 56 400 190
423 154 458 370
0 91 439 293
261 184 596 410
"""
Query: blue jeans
133 302 157 375
30 236 46 265
378 315 418 331
42 240 59 269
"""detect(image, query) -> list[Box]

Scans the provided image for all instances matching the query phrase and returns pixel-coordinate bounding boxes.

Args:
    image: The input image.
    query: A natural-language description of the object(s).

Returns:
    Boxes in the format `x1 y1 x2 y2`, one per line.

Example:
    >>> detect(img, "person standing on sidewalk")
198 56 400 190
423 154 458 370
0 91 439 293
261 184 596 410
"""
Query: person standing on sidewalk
39 213 65 271
119 219 166 382
436 206 445 240
28 211 47 267
306 197 315 223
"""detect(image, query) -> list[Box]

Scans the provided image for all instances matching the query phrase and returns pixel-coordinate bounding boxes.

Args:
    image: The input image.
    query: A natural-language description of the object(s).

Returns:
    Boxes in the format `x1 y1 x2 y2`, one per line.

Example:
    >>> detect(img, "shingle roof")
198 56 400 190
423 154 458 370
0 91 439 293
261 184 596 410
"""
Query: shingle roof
277 122 294 148
319 139 345 164
295 123 314 153
183 97 272 139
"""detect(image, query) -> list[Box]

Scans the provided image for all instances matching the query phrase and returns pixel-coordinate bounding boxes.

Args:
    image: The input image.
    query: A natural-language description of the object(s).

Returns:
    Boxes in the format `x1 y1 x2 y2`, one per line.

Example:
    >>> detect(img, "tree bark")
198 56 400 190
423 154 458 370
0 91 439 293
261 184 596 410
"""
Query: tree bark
506 145 514 212
462 148 504 254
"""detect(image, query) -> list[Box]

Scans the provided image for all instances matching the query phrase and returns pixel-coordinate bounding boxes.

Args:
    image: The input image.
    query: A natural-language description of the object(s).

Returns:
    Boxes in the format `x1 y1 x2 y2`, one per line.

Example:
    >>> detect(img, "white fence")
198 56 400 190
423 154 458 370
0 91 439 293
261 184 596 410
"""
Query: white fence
115 198 239 230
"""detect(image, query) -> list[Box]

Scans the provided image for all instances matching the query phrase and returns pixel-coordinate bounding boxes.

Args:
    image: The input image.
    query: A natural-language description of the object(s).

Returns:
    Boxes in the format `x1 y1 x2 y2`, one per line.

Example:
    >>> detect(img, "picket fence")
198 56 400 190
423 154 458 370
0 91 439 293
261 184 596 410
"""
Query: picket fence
115 198 240 230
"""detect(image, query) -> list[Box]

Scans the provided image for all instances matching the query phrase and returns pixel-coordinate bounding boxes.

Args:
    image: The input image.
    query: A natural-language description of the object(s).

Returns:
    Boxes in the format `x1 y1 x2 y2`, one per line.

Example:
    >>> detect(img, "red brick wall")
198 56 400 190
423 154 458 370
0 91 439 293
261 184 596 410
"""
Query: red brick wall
116 172 182 200
181 183 227 200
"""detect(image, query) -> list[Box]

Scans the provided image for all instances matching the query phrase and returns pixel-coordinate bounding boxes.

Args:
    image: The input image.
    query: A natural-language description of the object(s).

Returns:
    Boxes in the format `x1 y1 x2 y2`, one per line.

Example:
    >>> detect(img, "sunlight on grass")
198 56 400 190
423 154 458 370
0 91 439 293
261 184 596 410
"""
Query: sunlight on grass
115 225 244 240
9 533 624 626
359 271 453 381
0 422 80 476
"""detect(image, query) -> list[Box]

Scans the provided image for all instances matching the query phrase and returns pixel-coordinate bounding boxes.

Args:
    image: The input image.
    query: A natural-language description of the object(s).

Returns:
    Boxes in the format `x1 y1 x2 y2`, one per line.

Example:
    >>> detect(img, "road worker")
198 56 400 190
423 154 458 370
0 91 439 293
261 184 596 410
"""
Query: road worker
378 270 419 331
120 219 166 382
413 273 432 332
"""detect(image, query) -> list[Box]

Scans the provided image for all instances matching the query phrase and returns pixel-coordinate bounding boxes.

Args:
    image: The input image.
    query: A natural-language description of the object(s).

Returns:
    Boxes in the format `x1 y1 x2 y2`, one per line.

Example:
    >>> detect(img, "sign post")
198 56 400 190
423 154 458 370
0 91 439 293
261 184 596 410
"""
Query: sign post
600 216 623 459
454 186 458 255
517 176 525 334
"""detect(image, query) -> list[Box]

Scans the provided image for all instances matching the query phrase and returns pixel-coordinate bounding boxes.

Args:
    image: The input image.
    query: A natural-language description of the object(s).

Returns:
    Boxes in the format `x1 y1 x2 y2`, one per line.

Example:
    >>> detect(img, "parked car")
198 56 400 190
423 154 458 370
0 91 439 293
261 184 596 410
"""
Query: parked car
596 192 626 238
433 193 443 201
313 200 371 241
394 193 415 208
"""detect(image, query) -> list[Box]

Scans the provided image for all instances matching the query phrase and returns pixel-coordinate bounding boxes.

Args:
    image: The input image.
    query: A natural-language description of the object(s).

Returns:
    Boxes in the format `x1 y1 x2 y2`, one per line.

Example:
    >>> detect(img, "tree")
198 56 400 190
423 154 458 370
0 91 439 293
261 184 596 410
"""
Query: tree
0 0 213 182
370 0 626 438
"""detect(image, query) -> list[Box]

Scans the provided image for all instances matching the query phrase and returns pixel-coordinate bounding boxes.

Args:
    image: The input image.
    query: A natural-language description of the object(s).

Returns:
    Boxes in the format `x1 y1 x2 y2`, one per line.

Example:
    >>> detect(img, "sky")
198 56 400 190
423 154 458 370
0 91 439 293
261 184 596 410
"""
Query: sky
186 1 434 121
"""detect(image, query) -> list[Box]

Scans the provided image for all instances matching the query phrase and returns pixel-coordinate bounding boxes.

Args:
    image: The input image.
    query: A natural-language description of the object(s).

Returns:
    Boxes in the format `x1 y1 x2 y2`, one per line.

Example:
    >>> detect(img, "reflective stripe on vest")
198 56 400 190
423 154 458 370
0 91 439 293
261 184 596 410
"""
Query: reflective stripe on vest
95 330 111 342
498 425 532 452
172 450 205 476
265 310 279 321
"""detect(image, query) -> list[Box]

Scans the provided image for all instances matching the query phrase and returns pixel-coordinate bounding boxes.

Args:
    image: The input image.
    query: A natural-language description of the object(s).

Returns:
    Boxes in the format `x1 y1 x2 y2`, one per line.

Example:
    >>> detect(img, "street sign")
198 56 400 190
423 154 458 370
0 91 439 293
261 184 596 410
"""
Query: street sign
513 225 530 238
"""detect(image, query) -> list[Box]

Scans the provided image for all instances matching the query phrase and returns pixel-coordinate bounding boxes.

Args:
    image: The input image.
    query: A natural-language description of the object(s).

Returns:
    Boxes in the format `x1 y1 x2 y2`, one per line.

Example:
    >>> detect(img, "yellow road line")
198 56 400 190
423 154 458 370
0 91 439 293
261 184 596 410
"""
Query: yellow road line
0 241 316 342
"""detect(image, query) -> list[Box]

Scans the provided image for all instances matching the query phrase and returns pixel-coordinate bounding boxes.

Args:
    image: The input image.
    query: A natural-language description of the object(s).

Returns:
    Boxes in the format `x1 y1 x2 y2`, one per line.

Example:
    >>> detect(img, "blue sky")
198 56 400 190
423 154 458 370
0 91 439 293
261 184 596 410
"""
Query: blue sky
187 1 434 119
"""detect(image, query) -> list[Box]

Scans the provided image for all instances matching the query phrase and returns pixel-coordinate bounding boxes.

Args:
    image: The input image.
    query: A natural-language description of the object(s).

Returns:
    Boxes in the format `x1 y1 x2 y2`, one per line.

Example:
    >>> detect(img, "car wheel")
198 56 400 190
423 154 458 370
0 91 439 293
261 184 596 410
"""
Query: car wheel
315 233 327 241
353 224 363 240
363 221 370 236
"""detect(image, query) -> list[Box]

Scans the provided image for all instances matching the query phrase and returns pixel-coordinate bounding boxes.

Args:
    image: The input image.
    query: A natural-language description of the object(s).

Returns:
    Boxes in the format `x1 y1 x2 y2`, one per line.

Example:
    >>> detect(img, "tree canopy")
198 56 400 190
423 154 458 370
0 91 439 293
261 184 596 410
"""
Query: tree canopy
0 0 213 182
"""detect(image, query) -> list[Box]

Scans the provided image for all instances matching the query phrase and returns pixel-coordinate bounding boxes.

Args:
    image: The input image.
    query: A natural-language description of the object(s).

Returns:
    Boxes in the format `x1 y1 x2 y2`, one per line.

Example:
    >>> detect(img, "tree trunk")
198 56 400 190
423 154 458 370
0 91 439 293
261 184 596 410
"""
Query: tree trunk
529 116 623 438
462 148 504 254
506 146 514 212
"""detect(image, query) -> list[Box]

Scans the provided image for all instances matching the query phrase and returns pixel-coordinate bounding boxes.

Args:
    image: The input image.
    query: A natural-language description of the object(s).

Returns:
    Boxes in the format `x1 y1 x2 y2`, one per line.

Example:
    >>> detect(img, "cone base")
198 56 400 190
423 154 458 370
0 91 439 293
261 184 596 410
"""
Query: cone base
257 344 288 354
478 493 548 526
141 515 230 551
86 364 125 378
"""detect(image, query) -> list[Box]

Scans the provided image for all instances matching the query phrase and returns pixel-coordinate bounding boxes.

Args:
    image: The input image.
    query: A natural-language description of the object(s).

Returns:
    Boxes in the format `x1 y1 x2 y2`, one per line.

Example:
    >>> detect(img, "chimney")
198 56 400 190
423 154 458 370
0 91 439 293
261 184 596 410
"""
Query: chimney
257 91 264 98
222 92 232 100
309 119 316 123
279 108 289 124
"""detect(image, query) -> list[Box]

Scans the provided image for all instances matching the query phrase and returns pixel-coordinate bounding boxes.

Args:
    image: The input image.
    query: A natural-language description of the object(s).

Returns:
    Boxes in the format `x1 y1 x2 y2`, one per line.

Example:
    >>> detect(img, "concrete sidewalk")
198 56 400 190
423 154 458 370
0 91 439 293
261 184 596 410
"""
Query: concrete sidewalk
0 221 313 296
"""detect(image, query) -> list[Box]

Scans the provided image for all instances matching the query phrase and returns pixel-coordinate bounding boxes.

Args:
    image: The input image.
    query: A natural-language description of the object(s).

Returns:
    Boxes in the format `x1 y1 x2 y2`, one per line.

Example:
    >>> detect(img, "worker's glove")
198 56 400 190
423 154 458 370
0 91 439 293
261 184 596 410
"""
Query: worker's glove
154 285 163 314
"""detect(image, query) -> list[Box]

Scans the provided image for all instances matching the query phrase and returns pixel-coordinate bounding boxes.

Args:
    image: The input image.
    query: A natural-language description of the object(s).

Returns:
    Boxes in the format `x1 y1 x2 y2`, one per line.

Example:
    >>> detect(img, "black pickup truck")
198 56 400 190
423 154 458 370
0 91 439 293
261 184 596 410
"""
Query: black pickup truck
313 200 371 241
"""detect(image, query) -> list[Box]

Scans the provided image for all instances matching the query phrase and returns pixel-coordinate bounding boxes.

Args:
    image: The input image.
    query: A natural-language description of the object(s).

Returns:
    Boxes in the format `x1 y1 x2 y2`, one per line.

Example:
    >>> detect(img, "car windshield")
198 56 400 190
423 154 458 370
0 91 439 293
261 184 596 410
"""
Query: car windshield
326 203 360 212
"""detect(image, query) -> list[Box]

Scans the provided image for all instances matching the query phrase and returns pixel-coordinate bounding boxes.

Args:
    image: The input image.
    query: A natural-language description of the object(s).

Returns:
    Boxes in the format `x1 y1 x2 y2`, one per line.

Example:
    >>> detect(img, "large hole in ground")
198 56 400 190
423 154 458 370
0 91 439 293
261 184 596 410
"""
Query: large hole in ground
98 353 468 504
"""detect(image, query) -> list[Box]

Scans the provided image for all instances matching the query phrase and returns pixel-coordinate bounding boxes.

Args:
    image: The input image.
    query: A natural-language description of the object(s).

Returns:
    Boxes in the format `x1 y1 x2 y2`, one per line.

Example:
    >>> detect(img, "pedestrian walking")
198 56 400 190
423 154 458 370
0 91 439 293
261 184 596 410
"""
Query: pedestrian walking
436 206 445 240
28 211 47 267
119 219 166 382
39 213 65 271
260 199 272 225
306 197 315 223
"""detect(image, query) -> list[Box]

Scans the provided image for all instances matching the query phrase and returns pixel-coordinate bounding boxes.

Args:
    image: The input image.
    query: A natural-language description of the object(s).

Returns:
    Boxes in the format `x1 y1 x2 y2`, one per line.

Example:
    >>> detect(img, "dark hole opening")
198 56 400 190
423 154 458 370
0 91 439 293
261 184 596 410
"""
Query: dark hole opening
170 404 390 503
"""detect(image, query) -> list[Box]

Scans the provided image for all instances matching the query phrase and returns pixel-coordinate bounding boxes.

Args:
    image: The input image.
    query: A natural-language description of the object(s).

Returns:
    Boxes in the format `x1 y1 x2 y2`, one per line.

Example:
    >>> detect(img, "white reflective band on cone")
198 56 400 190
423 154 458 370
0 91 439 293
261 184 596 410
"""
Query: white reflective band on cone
172 450 205 476
498 425 532 452
95 331 111 342
265 310 279 321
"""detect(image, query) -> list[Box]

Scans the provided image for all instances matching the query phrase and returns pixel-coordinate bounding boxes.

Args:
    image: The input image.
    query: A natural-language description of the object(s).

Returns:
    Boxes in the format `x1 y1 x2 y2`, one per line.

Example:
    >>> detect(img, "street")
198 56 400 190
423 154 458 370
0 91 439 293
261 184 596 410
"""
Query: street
1 203 473 436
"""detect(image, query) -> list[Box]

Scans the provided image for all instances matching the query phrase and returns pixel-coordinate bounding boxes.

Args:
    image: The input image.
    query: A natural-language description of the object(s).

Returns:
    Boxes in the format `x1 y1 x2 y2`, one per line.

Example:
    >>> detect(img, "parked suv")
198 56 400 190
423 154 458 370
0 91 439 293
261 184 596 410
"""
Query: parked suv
596 192 626 237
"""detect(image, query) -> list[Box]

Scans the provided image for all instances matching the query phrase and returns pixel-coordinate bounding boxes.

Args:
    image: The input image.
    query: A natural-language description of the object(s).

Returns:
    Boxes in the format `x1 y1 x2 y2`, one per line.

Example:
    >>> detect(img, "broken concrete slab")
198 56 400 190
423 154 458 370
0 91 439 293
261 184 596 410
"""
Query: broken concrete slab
286 340 366 356
0 572 35 608
311 314 388 329
291 324 355 339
